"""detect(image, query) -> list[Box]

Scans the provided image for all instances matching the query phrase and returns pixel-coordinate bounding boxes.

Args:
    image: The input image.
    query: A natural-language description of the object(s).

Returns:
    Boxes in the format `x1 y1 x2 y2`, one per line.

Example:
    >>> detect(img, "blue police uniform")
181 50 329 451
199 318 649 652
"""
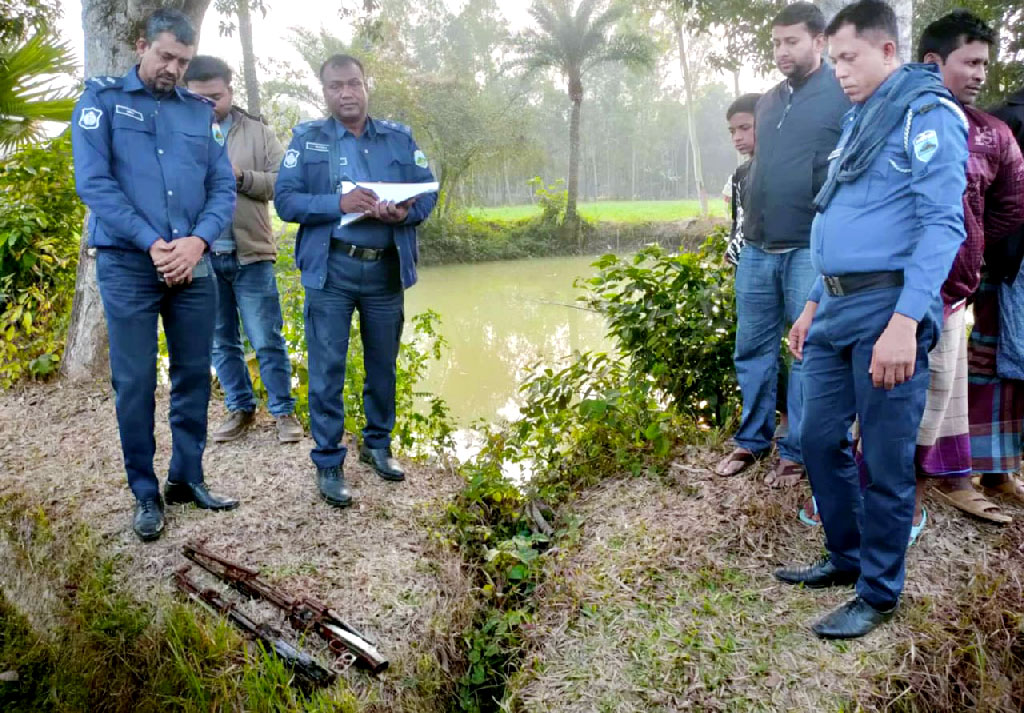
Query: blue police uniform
72 67 236 501
801 65 968 610
275 116 437 469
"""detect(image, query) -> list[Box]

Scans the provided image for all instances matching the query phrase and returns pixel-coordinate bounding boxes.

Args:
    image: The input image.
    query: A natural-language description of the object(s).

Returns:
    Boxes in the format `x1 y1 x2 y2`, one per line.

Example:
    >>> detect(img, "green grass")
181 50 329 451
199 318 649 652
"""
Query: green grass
468 200 727 223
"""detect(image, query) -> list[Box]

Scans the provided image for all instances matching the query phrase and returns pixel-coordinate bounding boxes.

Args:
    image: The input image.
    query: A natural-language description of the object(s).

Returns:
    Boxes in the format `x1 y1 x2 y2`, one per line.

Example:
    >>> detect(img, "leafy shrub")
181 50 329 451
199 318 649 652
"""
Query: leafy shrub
580 231 739 426
0 132 84 387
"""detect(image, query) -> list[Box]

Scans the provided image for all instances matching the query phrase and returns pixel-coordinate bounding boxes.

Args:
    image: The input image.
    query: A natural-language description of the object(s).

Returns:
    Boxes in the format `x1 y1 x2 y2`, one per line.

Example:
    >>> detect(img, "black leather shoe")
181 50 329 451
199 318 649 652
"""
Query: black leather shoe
812 596 897 639
164 482 239 511
133 497 165 542
359 445 405 481
317 466 353 508
774 555 859 588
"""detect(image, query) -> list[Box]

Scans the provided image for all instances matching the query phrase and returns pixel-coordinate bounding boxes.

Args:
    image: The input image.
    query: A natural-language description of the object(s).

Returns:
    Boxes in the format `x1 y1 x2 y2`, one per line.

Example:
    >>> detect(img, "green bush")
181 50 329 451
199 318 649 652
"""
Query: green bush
0 132 84 387
580 231 739 427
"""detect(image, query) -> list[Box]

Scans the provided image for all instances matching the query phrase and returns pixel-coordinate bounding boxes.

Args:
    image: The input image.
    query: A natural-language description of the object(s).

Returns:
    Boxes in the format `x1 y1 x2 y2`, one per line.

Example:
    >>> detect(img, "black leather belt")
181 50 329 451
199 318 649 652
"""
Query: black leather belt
330 240 393 262
823 271 903 297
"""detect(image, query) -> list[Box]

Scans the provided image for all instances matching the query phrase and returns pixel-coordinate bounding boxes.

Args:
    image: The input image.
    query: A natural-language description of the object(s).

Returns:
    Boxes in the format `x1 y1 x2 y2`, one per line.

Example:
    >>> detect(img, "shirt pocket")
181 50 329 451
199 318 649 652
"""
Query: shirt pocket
302 150 331 189
174 124 211 170
110 113 155 187
386 145 415 181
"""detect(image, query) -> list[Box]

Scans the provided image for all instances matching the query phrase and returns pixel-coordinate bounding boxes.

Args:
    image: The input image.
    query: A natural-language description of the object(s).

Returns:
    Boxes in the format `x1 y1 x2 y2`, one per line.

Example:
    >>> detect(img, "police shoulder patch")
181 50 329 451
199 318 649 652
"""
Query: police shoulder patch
283 149 300 169
212 122 225 146
913 129 939 163
414 149 428 168
78 107 103 130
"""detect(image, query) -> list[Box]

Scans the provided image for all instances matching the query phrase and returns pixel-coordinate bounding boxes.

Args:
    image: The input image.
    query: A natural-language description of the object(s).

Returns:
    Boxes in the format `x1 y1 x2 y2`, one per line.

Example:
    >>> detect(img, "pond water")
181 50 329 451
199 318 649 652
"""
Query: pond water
405 255 612 425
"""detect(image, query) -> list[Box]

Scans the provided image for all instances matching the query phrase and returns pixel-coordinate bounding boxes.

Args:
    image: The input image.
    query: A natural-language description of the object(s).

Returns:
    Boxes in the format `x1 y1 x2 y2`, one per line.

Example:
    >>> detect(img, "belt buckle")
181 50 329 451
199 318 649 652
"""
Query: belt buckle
345 244 358 258
824 275 844 297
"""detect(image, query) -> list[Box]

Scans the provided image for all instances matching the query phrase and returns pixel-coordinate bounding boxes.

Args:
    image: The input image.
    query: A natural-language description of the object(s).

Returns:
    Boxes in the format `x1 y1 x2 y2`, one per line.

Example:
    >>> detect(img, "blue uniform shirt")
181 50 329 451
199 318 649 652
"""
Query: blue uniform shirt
328 118 394 249
808 78 968 322
275 116 437 290
71 68 236 253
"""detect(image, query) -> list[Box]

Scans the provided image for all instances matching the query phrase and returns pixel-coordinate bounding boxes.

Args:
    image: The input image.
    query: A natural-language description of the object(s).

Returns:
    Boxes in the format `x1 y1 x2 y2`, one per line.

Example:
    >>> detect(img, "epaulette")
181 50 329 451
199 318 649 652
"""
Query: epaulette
293 118 328 135
376 118 411 135
85 75 123 91
179 87 215 107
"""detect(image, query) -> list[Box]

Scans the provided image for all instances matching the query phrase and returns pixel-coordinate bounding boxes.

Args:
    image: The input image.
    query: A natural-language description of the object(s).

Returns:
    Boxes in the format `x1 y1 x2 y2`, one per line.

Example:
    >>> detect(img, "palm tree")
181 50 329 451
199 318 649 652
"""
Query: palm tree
0 31 77 152
516 0 653 242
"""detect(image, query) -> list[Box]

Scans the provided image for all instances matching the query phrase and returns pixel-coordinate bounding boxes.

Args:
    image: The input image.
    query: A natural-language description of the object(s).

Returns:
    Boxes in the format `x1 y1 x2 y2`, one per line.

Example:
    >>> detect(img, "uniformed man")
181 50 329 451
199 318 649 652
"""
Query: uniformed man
72 9 239 543
776 0 968 638
275 54 437 508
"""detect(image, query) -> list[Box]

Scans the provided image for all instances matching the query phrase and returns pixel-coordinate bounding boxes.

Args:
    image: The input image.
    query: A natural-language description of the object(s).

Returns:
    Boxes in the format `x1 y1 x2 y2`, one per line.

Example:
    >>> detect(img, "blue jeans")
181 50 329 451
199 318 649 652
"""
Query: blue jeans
733 245 817 462
800 287 939 608
95 249 215 500
304 247 404 469
210 254 295 416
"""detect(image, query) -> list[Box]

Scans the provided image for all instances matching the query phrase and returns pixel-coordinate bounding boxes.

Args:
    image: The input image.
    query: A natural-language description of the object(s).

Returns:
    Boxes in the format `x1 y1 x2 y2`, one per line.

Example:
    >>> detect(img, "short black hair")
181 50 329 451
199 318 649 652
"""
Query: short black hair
727 93 761 120
143 8 196 46
183 55 233 85
826 0 899 50
319 54 365 82
773 2 826 36
917 10 995 63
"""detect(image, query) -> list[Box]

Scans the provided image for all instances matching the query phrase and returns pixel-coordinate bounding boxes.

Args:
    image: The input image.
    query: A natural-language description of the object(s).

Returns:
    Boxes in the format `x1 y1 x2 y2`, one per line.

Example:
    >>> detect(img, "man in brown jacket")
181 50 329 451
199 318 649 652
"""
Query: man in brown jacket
185 56 303 443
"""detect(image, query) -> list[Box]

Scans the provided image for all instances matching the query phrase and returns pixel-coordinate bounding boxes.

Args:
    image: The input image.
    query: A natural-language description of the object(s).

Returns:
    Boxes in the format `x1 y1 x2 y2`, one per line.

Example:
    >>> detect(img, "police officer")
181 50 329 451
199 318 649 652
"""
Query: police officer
275 54 437 507
72 9 239 542
776 0 968 638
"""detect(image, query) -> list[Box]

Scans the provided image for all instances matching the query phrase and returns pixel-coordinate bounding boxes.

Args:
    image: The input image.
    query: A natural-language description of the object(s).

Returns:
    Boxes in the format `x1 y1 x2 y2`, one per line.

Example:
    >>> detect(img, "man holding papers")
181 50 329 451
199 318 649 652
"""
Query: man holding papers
275 53 437 508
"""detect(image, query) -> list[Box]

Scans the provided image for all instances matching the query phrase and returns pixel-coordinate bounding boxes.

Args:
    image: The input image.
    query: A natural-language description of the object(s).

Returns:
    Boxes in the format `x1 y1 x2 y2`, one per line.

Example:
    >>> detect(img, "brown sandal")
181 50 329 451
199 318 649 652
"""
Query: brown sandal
764 460 805 488
934 488 1011 524
714 448 764 477
979 475 1024 506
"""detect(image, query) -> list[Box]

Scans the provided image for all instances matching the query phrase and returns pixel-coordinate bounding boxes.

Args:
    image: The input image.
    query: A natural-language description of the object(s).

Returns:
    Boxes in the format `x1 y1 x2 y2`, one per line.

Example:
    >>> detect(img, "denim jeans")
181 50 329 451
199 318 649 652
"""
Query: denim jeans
95 248 215 500
210 253 295 417
304 247 404 469
801 287 939 608
733 244 817 462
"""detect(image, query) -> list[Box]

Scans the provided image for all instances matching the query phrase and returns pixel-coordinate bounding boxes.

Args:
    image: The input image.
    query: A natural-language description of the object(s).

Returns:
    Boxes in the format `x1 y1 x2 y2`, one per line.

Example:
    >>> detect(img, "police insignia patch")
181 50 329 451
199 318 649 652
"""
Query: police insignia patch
212 122 226 146
78 107 103 130
913 129 939 163
414 149 428 168
283 149 299 169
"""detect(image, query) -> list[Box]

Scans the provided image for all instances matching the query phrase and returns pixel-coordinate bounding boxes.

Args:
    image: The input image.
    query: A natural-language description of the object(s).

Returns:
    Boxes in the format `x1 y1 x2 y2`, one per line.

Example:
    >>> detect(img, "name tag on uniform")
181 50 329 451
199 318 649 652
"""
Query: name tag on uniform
115 104 144 122
305 141 329 152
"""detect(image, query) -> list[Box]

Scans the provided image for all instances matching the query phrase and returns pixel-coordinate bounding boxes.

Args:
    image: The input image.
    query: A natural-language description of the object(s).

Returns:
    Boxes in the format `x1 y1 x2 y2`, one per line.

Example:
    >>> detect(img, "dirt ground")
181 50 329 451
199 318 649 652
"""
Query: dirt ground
0 380 473 710
506 447 1024 713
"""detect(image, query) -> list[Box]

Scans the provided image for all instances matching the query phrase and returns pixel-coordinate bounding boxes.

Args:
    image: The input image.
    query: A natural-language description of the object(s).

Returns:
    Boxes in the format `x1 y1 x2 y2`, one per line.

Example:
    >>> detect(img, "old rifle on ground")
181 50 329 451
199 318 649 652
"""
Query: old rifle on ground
180 543 389 674
173 567 336 685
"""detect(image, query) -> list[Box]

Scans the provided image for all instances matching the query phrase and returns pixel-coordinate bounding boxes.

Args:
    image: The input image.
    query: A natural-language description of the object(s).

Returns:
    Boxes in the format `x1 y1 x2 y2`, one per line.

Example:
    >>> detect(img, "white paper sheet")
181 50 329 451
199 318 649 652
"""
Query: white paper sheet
339 181 440 227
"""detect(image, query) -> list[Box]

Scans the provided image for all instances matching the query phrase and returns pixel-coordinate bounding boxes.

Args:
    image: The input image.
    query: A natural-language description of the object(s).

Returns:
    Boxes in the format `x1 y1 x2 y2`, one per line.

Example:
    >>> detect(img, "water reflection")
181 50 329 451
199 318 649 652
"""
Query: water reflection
406 255 612 425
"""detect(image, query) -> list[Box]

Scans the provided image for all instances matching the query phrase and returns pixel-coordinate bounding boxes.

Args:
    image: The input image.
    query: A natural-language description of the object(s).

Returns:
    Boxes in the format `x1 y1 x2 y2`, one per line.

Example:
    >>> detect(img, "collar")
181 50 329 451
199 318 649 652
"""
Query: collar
123 66 186 100
331 115 382 139
788 62 822 92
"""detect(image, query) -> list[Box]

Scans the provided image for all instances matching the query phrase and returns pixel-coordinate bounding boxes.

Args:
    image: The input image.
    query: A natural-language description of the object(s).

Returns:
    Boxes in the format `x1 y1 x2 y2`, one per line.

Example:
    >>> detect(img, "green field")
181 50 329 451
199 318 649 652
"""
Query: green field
468 199 727 223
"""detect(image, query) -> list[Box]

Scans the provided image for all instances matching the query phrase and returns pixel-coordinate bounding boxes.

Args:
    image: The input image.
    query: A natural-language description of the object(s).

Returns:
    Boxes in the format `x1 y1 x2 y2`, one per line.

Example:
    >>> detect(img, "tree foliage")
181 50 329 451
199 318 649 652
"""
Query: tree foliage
0 31 77 151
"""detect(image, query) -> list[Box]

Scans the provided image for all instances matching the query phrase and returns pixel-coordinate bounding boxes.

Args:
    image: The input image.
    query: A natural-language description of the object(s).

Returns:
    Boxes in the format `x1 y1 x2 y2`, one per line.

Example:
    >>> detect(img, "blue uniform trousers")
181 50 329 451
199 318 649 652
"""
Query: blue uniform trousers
800 286 940 609
304 247 404 469
210 253 296 417
95 248 216 500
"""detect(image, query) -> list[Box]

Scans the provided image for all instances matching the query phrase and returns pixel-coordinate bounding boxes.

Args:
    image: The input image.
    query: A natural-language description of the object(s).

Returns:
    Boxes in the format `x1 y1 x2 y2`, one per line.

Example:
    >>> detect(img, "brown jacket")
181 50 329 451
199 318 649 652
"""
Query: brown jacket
225 107 285 264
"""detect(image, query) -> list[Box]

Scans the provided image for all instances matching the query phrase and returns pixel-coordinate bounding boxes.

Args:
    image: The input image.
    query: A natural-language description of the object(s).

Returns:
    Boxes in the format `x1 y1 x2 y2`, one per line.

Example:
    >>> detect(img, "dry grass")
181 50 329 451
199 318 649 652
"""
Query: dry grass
0 381 474 712
505 447 1024 713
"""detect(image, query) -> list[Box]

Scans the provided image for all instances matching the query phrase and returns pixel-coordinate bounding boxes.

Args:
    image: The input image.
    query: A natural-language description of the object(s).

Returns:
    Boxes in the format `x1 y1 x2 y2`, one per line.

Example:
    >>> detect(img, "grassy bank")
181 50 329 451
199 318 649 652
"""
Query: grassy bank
467 199 727 223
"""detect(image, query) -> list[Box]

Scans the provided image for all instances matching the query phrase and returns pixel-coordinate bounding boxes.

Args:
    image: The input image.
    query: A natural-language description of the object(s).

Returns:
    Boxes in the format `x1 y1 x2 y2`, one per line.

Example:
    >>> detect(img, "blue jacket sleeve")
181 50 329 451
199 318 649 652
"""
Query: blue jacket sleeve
274 129 344 225
807 276 824 304
71 89 162 252
895 101 969 321
403 132 437 227
192 115 237 245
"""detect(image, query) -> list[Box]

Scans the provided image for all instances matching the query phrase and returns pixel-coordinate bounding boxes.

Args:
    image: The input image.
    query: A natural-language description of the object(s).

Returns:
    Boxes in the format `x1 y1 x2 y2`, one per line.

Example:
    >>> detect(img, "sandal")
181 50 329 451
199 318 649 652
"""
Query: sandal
933 488 1012 524
714 448 765 477
908 506 927 547
765 459 805 488
798 496 821 527
979 475 1024 507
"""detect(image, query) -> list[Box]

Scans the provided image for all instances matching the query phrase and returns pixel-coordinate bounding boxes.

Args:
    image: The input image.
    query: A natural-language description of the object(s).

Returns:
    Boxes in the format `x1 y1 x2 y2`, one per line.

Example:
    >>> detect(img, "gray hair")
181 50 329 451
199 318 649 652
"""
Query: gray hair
143 8 196 46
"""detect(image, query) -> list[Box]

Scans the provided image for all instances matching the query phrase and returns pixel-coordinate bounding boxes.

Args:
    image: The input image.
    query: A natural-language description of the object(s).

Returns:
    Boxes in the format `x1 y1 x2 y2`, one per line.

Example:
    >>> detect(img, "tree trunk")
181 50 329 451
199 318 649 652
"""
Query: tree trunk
675 18 708 217
63 0 212 382
817 0 912 63
235 0 261 116
565 74 582 247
